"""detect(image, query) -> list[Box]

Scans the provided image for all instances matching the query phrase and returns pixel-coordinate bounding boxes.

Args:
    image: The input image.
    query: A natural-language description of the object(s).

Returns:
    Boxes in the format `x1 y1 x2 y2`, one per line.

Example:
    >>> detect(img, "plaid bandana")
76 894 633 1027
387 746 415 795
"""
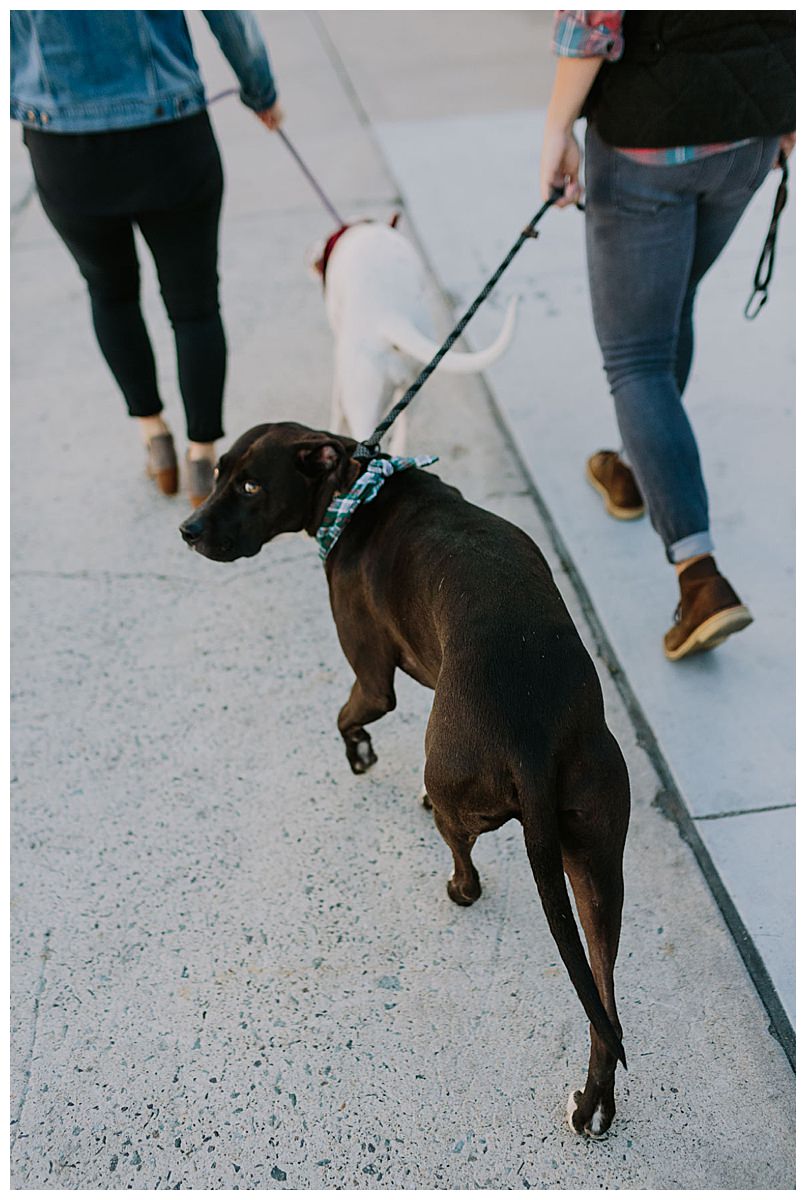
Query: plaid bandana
316 455 438 562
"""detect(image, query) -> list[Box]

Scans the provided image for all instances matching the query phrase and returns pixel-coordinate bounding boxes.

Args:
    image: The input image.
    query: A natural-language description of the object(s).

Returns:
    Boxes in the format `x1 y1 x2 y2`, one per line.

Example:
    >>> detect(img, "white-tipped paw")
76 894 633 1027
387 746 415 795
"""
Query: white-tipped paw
355 739 373 765
566 1090 608 1140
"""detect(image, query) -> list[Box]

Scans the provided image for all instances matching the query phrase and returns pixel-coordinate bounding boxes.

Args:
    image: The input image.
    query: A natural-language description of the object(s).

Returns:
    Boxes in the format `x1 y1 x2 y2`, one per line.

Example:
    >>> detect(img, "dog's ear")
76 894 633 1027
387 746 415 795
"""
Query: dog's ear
296 440 342 477
296 439 358 491
297 438 362 536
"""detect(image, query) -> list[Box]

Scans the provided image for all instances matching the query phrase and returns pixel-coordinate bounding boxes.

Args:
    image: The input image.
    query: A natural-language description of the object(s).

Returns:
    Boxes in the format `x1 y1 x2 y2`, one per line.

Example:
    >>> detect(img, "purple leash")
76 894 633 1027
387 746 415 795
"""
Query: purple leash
206 87 346 226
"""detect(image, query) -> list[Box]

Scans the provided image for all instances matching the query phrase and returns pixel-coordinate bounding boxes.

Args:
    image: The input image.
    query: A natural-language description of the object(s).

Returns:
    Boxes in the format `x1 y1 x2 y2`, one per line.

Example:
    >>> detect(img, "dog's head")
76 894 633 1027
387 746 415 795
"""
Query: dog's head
179 423 361 562
306 211 402 283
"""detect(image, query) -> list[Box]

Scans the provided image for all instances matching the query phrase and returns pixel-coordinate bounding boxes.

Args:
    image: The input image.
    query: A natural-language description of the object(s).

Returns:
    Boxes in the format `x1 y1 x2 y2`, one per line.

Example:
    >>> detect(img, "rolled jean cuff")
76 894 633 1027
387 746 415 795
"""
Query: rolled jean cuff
668 530 714 564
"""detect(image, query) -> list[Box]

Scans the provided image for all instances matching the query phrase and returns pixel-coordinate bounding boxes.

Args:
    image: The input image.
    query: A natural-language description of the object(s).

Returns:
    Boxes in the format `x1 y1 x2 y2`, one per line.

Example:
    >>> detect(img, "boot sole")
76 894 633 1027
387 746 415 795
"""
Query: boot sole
665 605 754 662
147 465 179 496
585 464 645 521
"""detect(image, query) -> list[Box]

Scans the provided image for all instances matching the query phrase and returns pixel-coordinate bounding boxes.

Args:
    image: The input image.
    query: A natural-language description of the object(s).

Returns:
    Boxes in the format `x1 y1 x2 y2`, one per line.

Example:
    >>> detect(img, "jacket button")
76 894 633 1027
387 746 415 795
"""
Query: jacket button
40 112 50 124
26 109 36 120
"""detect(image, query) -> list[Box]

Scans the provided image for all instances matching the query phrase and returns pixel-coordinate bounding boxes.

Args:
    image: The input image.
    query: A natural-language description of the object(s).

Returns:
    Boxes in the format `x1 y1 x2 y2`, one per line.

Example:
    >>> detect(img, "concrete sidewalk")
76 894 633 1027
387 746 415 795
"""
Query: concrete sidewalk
10 11 794 1189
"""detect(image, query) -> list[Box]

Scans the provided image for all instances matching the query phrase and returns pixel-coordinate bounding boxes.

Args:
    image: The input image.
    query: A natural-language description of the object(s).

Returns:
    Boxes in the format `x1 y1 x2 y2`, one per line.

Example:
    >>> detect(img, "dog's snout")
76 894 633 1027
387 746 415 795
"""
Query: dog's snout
180 516 204 545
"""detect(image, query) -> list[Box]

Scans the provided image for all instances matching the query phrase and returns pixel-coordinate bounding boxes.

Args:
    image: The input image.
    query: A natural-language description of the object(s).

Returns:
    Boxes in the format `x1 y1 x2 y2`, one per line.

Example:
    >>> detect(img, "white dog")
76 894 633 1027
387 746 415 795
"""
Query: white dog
310 217 518 454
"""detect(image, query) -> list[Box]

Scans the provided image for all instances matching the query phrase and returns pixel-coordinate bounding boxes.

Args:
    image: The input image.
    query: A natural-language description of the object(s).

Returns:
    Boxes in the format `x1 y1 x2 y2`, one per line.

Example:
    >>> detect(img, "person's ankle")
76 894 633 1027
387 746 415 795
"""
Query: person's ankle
138 414 170 444
187 441 216 463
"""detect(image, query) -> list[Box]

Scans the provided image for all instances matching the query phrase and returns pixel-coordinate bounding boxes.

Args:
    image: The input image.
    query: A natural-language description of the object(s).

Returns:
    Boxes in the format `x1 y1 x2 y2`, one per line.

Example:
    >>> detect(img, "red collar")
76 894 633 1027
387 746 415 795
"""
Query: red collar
315 224 351 285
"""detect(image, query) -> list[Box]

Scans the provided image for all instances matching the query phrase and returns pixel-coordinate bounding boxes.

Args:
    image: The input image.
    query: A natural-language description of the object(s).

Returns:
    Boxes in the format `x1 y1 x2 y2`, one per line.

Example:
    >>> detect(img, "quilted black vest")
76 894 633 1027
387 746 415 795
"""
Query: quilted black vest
584 11 796 148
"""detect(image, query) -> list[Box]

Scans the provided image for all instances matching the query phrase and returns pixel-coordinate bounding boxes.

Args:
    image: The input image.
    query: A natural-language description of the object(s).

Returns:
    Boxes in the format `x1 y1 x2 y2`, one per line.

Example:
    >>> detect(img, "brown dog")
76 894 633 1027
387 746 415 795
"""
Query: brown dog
180 421 630 1137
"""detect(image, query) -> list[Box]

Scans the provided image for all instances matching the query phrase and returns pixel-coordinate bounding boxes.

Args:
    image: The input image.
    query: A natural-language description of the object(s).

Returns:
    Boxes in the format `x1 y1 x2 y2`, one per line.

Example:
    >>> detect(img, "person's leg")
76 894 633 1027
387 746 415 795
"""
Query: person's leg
674 137 780 401
31 196 179 493
585 127 711 564
34 196 166 427
24 128 180 493
135 121 226 462
585 130 779 656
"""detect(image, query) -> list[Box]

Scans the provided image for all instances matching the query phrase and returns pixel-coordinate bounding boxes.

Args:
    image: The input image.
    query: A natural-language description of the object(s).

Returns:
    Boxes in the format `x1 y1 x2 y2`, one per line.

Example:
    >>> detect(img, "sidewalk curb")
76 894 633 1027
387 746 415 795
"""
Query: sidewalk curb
473 365 795 1072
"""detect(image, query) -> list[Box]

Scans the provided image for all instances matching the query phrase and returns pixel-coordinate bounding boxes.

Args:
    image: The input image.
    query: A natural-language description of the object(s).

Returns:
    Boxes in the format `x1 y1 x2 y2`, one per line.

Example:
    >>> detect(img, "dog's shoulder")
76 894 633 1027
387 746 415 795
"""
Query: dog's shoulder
338 221 416 265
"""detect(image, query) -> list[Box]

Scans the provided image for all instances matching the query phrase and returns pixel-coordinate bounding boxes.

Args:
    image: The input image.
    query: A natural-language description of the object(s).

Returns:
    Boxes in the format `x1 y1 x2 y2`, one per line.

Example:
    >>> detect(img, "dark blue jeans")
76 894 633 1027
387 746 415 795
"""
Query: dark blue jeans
584 126 779 562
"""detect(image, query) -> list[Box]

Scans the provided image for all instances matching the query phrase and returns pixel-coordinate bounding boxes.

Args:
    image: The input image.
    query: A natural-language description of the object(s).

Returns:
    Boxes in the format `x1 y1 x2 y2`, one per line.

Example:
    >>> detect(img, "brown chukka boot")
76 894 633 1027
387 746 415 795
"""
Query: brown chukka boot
586 450 645 520
664 556 753 661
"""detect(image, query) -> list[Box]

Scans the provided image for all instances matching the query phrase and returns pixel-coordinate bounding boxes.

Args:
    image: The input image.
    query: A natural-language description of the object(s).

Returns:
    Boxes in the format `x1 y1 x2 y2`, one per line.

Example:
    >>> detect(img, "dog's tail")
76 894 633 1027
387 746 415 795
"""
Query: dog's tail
518 769 626 1070
382 295 519 375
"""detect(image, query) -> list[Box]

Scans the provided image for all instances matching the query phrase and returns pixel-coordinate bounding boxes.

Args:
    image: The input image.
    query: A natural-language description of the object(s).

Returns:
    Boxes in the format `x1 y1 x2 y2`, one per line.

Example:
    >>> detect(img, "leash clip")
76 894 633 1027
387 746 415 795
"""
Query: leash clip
744 152 789 320
744 288 768 321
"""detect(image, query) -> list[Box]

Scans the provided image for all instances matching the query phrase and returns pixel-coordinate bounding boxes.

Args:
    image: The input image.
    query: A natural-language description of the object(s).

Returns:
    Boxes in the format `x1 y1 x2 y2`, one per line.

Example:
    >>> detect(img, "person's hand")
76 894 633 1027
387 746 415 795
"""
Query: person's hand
540 125 582 207
778 132 796 162
256 100 284 131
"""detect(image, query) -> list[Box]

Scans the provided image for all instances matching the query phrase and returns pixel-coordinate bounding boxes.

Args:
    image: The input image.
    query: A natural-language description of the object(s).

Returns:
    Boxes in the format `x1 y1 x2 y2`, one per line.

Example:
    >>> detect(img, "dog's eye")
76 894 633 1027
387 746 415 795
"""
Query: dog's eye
243 480 262 496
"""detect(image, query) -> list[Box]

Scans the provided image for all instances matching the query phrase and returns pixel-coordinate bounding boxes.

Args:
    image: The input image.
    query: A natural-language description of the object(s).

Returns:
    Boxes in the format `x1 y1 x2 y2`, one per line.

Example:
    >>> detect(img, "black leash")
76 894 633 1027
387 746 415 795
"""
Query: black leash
207 87 346 225
353 190 564 461
744 151 790 320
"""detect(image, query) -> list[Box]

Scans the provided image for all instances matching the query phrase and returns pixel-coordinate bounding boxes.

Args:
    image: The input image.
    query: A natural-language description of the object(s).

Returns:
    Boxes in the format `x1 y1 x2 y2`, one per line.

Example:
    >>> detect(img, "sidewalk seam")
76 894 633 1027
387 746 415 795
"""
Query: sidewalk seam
694 803 794 821
11 928 52 1153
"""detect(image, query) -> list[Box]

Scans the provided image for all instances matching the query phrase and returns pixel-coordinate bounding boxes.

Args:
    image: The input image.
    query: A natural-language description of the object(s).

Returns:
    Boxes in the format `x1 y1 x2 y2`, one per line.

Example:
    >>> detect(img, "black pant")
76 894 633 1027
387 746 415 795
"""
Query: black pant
24 112 226 443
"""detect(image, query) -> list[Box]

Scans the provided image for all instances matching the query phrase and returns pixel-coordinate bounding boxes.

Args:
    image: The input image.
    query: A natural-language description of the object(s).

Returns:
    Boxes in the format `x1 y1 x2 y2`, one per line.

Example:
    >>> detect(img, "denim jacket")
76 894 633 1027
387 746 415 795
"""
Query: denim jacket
10 10 277 133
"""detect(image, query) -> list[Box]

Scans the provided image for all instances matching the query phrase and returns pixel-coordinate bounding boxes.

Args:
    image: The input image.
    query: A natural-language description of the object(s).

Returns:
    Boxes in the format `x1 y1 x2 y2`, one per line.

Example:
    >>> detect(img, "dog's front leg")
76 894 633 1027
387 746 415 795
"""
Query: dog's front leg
337 677 396 775
329 376 348 436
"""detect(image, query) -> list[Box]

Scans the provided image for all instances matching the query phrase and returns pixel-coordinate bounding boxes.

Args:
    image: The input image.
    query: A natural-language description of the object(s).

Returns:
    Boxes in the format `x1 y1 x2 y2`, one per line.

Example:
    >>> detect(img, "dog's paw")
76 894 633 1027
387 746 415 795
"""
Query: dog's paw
566 1089 612 1140
446 872 481 906
347 736 377 775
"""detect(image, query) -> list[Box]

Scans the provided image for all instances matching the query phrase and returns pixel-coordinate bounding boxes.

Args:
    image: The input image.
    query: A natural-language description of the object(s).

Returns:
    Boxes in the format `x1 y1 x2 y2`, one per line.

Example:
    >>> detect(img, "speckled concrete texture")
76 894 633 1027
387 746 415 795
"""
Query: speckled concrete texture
11 11 794 1189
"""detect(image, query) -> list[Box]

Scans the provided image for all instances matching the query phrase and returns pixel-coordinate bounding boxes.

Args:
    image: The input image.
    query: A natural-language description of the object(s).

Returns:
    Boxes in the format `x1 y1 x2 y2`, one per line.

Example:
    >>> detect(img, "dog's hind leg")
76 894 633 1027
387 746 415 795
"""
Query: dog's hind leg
560 743 630 1138
338 354 396 447
431 807 481 905
423 748 495 905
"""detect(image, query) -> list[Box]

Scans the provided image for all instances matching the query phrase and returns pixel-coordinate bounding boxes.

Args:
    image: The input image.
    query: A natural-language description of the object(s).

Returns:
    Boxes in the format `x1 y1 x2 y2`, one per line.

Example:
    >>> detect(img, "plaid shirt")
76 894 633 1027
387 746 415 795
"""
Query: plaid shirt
316 455 438 562
553 11 750 164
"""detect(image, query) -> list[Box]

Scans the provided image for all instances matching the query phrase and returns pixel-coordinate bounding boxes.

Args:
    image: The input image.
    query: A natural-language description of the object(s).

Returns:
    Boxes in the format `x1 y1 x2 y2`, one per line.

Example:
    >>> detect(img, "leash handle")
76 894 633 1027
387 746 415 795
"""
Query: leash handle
744 151 789 320
206 87 346 227
207 86 239 106
354 190 564 460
